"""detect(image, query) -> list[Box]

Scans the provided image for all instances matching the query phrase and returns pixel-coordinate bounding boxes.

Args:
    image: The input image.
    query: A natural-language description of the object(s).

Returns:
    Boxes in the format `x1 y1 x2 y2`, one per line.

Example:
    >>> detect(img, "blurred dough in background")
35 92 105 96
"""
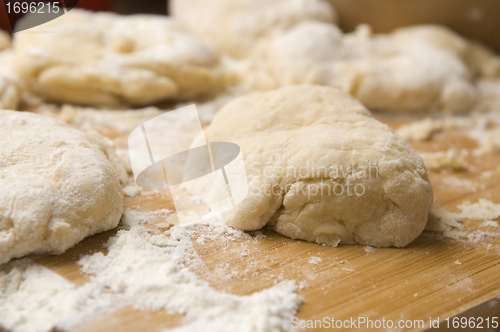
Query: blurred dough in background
170 0 500 114
13 9 222 108
170 0 338 59
263 23 500 113
476 77 500 111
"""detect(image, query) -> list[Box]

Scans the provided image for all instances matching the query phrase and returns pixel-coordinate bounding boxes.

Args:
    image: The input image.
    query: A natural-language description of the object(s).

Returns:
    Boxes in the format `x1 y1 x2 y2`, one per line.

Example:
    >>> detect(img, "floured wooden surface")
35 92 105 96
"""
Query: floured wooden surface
12 108 500 332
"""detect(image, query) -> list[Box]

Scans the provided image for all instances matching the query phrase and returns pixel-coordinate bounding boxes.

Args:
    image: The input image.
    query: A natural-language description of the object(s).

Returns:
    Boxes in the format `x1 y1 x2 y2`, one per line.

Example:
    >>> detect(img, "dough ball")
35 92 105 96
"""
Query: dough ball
265 23 477 113
13 10 221 107
0 111 124 265
170 0 337 59
185 85 433 247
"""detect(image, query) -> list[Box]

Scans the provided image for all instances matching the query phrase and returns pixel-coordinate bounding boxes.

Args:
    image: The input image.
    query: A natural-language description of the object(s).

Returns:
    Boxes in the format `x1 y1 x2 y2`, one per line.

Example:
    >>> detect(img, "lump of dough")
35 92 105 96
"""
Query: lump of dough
13 9 221 107
170 0 337 59
0 111 124 265
265 22 478 113
185 85 433 247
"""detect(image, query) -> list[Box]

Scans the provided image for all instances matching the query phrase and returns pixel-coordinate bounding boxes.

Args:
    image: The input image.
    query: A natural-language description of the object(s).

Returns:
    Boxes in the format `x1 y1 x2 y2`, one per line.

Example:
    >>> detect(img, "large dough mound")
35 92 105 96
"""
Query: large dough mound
13 10 220 107
0 111 123 264
170 0 337 59
265 23 479 113
186 86 433 247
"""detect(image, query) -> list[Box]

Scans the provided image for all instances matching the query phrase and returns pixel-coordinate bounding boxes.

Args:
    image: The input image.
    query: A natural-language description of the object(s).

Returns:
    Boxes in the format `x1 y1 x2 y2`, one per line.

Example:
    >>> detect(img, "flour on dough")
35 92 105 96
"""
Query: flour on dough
0 111 123 265
13 9 221 107
264 23 478 113
185 85 433 247
170 0 337 59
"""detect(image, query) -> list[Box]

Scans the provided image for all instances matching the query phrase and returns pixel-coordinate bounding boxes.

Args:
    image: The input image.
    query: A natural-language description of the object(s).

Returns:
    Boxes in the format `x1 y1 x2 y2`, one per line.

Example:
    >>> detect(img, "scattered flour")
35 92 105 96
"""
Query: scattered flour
468 112 500 154
441 177 479 192
396 118 444 142
426 201 500 243
58 106 167 132
123 184 143 197
308 257 322 264
0 223 303 332
419 149 468 171
363 246 376 254
254 231 267 240
51 95 232 131
298 281 309 291
466 231 491 243
426 204 467 239
0 259 116 332
395 111 500 156
396 116 470 142
79 226 303 332
456 199 500 221
120 208 172 228
476 128 500 153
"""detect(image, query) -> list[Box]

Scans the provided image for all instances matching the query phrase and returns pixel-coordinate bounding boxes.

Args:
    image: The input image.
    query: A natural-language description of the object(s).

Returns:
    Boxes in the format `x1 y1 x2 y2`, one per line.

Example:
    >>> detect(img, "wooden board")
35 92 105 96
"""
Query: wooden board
12 113 500 332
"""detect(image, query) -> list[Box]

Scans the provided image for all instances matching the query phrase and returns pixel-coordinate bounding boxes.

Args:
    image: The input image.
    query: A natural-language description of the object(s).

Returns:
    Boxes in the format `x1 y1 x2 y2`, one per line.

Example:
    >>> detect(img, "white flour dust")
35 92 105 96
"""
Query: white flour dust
0 216 303 332
0 260 117 332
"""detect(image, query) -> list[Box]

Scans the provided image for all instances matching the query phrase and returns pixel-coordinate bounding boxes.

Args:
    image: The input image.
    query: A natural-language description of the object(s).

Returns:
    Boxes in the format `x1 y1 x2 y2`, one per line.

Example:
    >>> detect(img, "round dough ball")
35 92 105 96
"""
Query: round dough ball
265 22 477 113
170 0 337 59
13 10 221 107
185 85 433 247
0 111 124 264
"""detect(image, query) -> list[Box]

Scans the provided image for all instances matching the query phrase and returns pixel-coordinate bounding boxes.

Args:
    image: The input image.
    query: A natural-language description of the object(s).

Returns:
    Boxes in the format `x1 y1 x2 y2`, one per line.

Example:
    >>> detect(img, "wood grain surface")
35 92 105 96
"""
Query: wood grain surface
12 112 500 332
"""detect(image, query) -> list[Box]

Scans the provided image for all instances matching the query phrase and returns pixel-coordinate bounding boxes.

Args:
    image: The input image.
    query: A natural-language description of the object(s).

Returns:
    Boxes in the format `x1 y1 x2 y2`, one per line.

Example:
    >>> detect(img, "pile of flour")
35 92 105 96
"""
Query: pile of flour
0 260 117 332
0 214 303 332
80 225 302 332
426 202 500 243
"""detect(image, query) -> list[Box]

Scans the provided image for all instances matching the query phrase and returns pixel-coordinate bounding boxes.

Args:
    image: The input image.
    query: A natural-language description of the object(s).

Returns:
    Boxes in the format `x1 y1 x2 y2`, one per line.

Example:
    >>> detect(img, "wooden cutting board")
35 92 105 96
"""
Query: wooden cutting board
16 113 500 332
